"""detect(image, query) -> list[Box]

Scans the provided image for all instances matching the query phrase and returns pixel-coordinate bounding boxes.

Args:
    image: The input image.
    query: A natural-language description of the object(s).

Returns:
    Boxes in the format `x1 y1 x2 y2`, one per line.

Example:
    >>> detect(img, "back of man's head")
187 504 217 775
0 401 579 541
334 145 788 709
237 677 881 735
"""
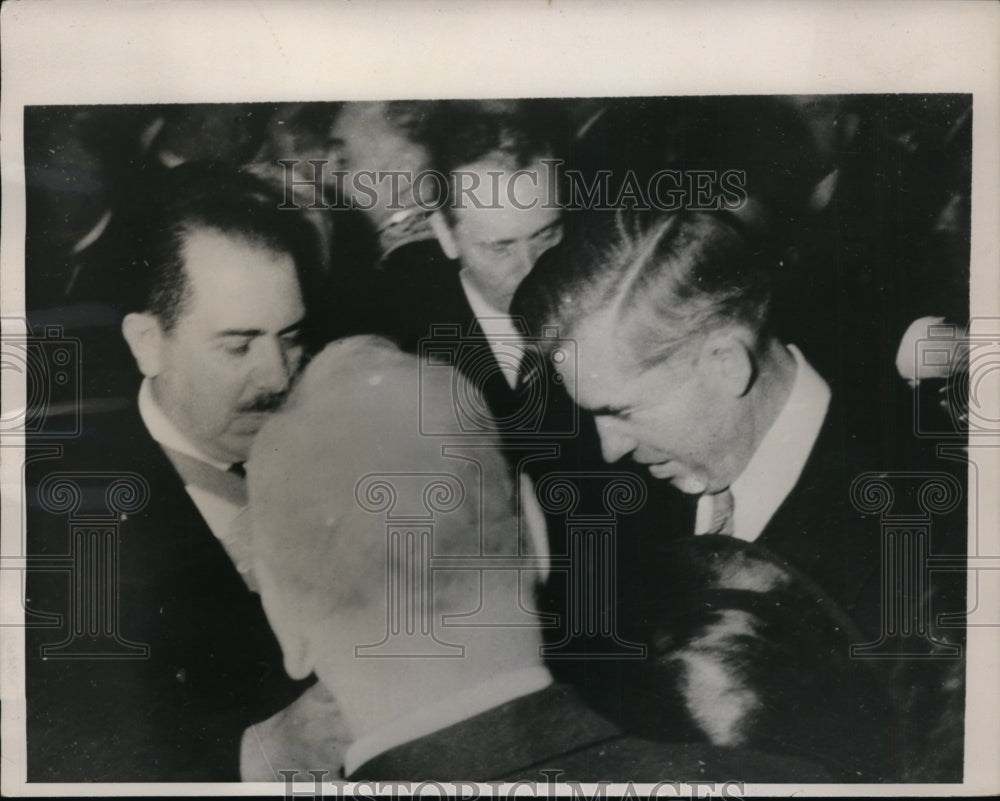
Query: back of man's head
247 336 527 674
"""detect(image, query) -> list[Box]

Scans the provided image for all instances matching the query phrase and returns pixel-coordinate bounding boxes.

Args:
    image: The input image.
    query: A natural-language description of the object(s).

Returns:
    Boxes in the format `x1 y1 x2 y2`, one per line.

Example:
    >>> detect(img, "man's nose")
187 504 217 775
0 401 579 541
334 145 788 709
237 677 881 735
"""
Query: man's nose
594 417 637 463
524 234 561 273
251 337 292 393
515 241 542 274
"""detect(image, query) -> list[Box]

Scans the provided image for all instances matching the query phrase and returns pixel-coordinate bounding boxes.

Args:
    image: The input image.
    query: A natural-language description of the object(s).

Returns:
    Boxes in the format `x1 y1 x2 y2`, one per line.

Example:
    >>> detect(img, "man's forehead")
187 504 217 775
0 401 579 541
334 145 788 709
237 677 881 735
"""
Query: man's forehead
181 227 293 282
176 227 300 323
330 102 426 171
181 225 248 259
453 154 559 209
559 314 639 406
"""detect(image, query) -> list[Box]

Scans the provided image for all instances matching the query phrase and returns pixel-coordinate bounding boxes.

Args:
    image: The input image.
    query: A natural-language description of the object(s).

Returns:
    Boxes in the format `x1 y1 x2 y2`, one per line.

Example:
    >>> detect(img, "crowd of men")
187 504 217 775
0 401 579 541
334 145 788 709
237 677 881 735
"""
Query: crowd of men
24 96 970 783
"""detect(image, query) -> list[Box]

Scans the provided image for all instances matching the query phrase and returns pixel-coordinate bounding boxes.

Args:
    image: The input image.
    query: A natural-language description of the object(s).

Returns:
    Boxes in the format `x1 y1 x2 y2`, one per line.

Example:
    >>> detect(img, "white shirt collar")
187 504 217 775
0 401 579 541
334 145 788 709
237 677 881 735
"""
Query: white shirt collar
702 344 830 542
459 272 524 390
138 378 233 472
342 665 553 778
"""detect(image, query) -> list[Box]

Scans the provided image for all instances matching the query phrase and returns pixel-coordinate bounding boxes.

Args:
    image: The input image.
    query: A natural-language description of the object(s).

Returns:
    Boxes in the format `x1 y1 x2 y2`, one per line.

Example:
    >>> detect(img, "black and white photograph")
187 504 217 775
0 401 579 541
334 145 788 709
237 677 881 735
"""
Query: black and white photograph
2 1 998 797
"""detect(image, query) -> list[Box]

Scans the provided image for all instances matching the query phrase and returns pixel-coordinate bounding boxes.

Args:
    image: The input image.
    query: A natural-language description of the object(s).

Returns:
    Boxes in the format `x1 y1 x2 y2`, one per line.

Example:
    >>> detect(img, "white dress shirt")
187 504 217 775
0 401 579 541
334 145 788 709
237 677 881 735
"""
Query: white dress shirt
458 275 550 580
137 379 250 575
342 665 553 778
694 344 831 542
459 272 525 390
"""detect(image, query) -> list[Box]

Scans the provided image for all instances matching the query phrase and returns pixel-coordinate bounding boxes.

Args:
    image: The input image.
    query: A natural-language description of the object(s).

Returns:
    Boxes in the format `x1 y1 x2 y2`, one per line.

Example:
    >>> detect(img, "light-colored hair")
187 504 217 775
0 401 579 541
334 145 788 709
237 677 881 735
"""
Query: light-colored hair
515 210 775 370
247 335 520 626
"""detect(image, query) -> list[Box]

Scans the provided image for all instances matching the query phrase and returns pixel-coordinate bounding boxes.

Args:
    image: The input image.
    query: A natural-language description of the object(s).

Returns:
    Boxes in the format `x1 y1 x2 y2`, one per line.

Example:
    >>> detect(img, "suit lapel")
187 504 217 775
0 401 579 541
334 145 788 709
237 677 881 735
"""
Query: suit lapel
755 392 882 624
113 403 296 697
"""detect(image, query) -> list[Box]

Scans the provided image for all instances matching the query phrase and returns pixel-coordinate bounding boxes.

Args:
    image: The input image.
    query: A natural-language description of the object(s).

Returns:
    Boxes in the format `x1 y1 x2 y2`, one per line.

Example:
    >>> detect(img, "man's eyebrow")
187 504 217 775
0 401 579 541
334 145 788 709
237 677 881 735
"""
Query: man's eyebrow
478 221 563 248
531 220 563 238
590 403 632 417
278 319 306 336
216 329 263 339
215 319 306 339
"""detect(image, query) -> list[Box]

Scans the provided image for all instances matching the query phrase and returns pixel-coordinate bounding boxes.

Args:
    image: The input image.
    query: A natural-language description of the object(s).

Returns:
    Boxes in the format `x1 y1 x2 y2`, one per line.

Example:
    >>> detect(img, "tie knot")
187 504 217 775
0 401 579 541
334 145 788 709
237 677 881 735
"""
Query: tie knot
706 488 735 536
228 462 246 478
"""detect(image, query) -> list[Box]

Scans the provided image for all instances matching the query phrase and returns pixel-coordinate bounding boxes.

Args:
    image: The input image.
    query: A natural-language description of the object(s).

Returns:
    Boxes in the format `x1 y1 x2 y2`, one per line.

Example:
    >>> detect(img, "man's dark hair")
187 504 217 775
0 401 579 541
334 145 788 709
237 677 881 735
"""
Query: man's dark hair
585 535 893 780
420 100 569 215
126 162 323 333
513 208 778 368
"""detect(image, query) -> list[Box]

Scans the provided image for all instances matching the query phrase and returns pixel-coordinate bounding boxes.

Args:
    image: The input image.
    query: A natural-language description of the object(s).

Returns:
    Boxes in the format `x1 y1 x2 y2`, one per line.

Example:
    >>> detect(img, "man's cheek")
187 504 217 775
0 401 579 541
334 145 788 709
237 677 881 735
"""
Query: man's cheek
288 348 307 377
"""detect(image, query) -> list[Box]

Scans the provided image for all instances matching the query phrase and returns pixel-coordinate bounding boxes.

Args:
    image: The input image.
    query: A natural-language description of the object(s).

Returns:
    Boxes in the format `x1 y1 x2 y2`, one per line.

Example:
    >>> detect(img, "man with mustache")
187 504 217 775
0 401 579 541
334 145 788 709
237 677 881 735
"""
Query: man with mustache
26 164 321 781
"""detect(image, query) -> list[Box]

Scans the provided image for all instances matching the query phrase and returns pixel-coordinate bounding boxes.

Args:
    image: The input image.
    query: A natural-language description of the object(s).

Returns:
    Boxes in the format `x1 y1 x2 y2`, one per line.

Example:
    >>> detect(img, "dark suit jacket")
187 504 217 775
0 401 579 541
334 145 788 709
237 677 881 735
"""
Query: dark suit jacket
346 682 832 782
366 240 530 425
25 401 312 782
609 386 967 781
631 387 967 644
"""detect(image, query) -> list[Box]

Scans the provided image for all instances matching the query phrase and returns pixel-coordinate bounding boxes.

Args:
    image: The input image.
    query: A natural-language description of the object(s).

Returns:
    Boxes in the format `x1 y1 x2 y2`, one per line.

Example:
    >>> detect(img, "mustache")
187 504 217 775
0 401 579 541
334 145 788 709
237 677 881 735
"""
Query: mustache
237 392 288 414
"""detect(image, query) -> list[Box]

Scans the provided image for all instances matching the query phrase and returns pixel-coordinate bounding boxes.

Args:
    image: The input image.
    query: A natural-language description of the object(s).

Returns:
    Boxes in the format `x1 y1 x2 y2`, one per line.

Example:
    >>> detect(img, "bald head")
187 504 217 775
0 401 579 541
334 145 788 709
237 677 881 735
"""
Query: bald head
247 336 521 655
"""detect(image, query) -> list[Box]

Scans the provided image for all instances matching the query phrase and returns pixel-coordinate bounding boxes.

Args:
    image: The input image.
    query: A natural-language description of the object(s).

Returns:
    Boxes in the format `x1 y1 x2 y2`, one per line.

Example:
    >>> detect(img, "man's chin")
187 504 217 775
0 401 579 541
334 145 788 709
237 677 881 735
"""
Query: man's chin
648 463 707 495
217 426 260 462
230 411 271 434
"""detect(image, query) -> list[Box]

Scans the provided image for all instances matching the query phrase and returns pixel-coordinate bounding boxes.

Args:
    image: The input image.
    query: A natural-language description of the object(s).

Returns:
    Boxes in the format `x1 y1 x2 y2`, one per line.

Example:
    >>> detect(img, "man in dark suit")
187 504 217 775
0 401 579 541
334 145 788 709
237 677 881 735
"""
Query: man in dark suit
25 165 320 781
512 206 967 780
369 101 566 407
243 336 833 783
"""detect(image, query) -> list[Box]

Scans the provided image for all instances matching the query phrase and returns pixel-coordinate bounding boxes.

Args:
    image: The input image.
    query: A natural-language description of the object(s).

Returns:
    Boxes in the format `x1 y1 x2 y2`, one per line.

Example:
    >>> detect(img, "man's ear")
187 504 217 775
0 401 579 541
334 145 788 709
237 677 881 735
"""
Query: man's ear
264 607 315 681
518 473 550 585
429 210 460 260
278 623 316 681
121 312 165 378
256 566 317 680
698 329 755 398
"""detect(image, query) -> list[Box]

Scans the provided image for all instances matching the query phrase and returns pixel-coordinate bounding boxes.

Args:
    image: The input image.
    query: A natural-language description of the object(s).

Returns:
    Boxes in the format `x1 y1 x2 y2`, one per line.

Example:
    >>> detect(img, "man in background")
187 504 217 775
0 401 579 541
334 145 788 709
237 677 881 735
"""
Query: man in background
372 101 564 381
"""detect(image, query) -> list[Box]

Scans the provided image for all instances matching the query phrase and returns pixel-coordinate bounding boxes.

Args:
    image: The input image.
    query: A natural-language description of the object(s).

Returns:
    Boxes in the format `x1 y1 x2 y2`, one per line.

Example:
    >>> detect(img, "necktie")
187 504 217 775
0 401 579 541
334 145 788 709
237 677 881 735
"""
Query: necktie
161 446 247 508
706 488 735 536
161 445 257 588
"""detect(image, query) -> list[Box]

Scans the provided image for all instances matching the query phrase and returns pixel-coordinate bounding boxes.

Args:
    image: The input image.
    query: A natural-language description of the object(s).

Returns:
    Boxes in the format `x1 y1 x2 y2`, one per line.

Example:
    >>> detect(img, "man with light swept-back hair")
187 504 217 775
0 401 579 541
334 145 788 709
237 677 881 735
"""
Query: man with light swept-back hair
513 209 932 776
513 203 969 780
514 207 885 632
